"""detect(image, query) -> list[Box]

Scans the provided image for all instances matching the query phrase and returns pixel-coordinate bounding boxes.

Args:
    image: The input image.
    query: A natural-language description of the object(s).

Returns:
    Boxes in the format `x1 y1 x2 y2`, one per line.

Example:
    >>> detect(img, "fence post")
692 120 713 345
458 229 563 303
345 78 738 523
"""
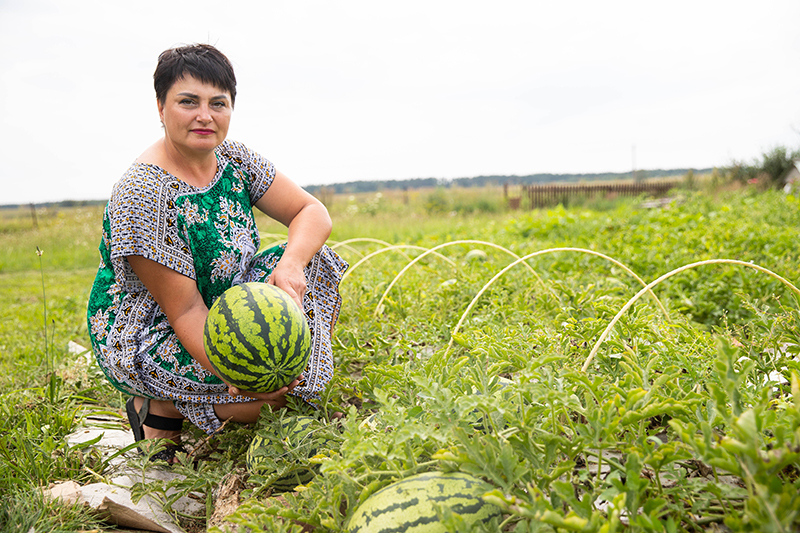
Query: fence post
29 203 38 229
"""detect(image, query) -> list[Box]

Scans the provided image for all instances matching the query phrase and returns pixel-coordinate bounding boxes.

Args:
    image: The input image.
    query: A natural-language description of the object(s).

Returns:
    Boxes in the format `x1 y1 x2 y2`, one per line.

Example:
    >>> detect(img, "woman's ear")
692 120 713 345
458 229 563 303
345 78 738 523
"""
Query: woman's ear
157 98 164 125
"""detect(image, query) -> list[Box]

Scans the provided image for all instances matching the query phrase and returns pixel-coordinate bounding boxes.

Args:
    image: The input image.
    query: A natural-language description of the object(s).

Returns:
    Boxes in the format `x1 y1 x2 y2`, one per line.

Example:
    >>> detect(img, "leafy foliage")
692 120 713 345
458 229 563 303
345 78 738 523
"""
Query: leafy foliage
724 145 800 188
2 189 800 531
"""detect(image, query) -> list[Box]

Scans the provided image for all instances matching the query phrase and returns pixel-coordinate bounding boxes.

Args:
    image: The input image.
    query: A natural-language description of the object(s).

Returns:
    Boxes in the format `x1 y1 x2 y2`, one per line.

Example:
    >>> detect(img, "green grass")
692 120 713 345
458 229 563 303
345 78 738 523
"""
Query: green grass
2 187 800 532
0 205 102 273
0 269 95 389
0 487 105 533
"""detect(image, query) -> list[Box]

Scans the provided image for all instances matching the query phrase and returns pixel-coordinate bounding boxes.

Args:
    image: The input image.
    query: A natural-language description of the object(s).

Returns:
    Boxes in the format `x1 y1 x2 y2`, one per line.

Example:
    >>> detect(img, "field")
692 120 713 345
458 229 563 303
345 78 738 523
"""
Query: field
2 184 800 532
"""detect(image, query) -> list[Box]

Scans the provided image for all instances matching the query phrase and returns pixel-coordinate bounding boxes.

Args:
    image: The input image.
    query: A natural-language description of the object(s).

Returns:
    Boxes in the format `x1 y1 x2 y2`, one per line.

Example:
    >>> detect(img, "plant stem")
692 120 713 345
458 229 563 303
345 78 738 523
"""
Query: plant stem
36 246 49 374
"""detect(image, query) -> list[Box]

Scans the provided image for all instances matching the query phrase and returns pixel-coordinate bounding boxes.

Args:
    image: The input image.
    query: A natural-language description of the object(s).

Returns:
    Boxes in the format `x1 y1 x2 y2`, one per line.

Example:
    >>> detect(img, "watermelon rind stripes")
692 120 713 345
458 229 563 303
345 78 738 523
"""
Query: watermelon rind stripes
204 282 311 393
346 472 502 533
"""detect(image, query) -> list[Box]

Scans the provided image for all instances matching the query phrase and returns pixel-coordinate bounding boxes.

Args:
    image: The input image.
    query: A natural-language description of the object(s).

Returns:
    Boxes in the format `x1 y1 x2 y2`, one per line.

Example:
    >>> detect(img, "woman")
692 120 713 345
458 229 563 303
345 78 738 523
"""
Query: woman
86 44 347 458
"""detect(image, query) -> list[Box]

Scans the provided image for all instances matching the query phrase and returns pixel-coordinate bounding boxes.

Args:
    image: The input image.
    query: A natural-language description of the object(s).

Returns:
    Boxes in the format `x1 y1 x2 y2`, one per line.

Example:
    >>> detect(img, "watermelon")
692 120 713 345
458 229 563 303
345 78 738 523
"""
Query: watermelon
246 416 327 493
204 282 311 393
464 249 488 262
346 472 502 533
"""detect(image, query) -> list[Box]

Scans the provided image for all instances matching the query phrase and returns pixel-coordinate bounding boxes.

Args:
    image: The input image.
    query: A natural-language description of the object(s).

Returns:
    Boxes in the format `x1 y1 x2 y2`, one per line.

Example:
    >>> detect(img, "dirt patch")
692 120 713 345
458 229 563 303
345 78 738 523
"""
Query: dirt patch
207 472 247 532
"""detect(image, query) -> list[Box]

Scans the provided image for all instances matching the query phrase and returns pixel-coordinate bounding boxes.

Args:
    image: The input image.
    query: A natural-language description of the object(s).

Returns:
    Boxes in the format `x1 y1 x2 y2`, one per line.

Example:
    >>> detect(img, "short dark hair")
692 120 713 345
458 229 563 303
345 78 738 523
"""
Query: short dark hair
154 44 237 106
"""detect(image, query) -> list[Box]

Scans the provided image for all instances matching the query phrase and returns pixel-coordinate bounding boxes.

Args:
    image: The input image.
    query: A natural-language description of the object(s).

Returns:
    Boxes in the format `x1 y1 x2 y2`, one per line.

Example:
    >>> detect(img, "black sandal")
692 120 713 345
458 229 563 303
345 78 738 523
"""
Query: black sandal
125 397 186 462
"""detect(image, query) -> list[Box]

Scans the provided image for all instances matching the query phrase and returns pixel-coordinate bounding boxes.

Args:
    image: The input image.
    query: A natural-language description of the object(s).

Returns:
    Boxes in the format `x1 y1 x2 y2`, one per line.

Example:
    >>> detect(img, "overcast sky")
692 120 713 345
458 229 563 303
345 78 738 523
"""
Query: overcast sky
1 0 799 204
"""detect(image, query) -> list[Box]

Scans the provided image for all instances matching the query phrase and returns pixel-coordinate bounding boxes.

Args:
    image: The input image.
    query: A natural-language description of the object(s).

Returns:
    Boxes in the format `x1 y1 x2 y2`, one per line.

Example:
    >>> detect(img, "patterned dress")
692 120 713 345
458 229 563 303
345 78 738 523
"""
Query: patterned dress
86 140 347 434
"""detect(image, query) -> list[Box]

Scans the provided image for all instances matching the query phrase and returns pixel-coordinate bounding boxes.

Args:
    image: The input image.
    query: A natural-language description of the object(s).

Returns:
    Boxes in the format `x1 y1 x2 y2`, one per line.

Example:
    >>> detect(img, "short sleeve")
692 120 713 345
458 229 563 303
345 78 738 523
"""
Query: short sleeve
107 165 196 289
216 140 275 204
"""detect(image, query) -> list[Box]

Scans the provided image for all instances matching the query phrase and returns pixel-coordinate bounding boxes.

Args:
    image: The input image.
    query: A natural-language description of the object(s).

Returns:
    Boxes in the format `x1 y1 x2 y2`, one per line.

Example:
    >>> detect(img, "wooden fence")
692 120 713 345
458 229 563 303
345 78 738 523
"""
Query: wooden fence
504 180 680 209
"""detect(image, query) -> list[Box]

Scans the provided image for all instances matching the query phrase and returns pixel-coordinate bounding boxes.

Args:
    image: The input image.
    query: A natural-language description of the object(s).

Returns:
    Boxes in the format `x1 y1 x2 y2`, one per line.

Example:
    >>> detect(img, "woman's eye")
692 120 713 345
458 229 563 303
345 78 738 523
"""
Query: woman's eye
211 101 227 108
180 98 196 105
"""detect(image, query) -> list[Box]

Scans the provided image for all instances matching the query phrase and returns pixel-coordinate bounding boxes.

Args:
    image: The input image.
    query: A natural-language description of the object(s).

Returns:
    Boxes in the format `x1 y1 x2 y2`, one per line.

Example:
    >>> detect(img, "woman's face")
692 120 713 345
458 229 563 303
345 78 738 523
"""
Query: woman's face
158 75 232 156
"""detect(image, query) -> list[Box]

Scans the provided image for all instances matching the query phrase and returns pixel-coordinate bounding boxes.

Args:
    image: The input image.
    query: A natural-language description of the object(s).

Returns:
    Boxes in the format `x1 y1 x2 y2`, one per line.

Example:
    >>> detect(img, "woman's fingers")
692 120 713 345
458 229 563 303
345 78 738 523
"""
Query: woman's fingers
228 378 301 400
270 278 304 309
228 385 288 399
267 264 307 309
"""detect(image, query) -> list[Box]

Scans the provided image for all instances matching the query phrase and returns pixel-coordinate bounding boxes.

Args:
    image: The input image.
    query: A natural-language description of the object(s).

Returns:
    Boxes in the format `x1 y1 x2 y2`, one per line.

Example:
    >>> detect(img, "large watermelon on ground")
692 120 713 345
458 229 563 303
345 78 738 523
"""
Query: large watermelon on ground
346 472 502 533
204 282 311 393
246 416 328 493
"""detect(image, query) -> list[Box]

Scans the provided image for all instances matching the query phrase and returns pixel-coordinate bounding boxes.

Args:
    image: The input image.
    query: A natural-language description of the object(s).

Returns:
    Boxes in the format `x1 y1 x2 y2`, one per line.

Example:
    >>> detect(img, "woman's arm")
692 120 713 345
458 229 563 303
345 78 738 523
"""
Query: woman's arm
128 255 213 372
254 169 332 308
127 255 296 401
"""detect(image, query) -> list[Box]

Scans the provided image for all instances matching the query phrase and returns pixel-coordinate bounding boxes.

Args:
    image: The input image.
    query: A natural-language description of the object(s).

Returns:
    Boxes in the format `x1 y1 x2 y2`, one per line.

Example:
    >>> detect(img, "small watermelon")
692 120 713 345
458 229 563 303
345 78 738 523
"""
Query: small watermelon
246 416 327 493
346 472 502 533
464 249 488 262
204 282 311 393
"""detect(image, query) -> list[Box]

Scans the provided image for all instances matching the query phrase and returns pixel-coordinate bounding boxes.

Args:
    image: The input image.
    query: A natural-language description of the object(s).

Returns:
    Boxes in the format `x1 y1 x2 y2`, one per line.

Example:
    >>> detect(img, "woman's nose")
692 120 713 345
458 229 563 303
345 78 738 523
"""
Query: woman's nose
197 104 212 122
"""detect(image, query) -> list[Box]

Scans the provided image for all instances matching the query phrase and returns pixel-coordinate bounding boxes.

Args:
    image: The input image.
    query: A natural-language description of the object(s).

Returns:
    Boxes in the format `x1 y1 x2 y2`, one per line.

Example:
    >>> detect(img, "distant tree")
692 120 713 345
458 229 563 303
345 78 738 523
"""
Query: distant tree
723 145 799 188
684 169 695 190
725 161 758 184
710 167 721 189
760 146 800 187
303 167 712 195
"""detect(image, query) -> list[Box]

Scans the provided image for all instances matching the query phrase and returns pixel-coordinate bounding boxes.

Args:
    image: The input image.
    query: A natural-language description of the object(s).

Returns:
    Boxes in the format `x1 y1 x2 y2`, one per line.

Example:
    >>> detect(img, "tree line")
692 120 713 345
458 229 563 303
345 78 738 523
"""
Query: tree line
303 167 711 195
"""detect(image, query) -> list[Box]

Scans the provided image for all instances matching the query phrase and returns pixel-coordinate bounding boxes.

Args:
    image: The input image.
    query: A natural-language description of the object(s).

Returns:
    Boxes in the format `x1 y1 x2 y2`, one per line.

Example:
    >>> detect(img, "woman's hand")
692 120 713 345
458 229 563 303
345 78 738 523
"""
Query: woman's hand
254 169 332 311
267 260 306 310
228 378 301 409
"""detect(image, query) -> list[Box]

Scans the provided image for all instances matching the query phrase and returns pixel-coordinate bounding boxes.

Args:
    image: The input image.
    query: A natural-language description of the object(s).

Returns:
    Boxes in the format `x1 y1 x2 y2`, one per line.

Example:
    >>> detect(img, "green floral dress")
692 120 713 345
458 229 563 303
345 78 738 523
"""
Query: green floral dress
86 140 347 434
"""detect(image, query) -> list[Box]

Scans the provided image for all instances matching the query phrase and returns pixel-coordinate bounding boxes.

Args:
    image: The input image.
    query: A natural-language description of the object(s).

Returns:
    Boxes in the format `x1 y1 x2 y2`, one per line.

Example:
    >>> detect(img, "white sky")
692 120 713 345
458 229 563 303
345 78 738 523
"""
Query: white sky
1 0 799 204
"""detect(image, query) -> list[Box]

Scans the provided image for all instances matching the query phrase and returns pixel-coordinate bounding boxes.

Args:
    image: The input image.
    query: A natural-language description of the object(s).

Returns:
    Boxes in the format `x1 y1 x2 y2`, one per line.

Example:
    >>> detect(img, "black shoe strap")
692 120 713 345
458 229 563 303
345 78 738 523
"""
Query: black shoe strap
144 412 184 431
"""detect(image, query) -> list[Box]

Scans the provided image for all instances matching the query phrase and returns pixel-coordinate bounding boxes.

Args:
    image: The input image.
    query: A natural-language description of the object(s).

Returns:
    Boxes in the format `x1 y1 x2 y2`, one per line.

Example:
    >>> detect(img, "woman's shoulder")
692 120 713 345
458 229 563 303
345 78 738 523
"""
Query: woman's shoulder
216 139 275 179
108 161 179 213
113 161 172 192
216 139 255 163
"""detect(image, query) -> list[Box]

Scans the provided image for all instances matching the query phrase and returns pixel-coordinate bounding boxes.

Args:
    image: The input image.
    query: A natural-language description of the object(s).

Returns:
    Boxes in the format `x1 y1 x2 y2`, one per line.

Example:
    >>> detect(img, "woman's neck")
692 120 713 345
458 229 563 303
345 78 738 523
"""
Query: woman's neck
161 138 219 187
137 138 219 188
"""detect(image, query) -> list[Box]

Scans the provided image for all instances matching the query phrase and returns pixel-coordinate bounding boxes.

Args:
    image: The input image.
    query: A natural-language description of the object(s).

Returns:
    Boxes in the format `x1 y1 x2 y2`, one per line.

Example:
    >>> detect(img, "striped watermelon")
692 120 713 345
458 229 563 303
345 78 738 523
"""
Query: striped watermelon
246 416 326 493
204 282 311 393
346 472 502 533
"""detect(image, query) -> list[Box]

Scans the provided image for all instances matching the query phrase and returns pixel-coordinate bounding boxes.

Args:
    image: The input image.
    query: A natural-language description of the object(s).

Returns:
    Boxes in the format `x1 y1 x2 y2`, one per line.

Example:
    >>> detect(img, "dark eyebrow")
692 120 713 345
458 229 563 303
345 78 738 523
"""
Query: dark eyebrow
176 92 229 101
